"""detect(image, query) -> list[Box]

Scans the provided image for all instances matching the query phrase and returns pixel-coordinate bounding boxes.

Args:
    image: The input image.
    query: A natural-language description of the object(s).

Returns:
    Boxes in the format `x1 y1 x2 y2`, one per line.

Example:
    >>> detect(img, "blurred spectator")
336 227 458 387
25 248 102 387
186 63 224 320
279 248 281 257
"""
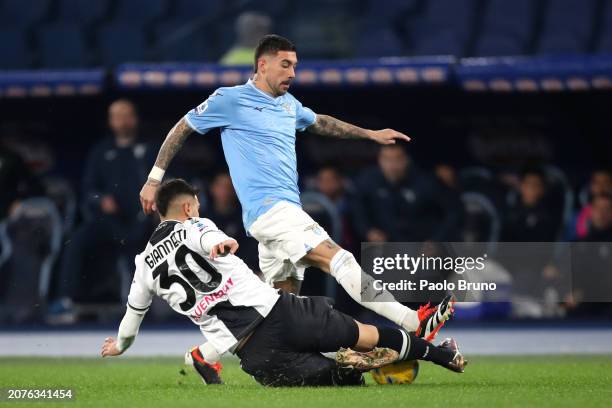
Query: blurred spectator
352 145 463 242
315 166 356 250
502 168 559 242
435 163 459 190
573 169 612 239
205 172 259 270
220 12 272 65
582 194 612 241
0 137 42 219
565 194 612 318
47 99 156 323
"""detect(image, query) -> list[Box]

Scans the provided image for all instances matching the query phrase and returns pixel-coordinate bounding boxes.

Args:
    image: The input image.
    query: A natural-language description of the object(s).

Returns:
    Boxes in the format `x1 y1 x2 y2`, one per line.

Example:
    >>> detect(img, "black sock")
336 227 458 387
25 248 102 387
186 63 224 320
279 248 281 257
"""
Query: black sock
376 328 455 366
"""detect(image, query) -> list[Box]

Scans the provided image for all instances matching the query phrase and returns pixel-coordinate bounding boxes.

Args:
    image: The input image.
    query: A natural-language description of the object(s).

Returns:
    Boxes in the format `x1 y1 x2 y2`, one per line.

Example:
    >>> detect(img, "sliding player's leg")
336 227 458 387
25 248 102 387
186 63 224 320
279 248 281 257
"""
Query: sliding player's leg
184 342 223 384
277 291 466 374
340 321 467 373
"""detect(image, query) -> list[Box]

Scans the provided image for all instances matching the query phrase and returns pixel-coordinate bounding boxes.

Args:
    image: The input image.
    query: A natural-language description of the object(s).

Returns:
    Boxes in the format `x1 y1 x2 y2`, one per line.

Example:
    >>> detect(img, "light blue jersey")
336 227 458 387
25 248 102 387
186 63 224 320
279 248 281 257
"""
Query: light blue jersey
184 79 316 232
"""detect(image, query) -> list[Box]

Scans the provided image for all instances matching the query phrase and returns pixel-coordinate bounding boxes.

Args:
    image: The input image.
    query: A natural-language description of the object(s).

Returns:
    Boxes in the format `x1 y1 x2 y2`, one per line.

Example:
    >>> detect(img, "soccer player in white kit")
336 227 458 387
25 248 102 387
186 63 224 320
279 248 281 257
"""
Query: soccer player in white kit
139 35 453 351
102 179 466 386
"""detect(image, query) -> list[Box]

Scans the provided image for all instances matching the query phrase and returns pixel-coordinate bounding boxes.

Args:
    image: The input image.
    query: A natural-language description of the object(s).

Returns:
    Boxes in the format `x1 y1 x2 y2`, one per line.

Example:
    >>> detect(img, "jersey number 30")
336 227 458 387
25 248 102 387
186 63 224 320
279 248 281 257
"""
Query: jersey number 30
151 245 223 311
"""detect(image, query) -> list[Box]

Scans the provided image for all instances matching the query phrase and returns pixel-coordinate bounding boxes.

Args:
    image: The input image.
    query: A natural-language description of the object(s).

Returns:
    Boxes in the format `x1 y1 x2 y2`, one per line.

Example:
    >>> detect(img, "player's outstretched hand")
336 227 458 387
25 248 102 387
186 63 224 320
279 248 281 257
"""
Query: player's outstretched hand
370 129 411 145
101 337 122 357
140 179 160 214
210 239 239 259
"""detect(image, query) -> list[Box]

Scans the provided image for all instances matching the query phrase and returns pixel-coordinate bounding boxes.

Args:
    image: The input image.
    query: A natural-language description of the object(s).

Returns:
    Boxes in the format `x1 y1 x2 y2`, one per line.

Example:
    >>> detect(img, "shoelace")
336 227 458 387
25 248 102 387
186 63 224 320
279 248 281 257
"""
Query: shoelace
417 302 438 321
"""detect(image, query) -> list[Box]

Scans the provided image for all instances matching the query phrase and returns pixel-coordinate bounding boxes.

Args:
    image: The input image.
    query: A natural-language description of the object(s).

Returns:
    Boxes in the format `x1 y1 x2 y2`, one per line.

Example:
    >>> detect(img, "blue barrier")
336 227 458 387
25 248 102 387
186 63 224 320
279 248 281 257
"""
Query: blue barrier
0 69 105 98
457 54 612 92
2 55 612 97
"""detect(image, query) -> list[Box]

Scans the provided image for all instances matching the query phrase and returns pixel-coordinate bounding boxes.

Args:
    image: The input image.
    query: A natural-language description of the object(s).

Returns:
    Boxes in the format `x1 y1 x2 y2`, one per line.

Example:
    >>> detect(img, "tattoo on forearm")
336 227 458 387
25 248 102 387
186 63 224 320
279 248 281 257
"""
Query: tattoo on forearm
308 114 371 140
324 239 338 250
154 118 193 170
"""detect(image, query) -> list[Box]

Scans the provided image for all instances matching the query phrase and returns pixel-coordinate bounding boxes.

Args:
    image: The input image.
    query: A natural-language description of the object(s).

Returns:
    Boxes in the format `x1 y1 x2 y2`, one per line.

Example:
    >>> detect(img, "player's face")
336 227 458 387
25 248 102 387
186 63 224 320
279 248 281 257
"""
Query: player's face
185 195 200 218
262 51 297 96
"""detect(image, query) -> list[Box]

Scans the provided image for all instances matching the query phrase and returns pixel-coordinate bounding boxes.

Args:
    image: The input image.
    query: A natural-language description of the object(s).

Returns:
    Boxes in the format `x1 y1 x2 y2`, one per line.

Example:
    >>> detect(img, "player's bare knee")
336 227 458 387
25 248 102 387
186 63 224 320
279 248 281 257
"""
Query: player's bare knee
354 321 379 351
305 239 342 272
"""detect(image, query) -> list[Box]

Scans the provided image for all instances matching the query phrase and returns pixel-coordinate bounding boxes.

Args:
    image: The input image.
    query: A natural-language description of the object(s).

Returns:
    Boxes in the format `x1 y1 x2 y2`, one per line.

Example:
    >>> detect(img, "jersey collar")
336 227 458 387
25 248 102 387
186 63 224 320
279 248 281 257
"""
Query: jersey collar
246 79 282 103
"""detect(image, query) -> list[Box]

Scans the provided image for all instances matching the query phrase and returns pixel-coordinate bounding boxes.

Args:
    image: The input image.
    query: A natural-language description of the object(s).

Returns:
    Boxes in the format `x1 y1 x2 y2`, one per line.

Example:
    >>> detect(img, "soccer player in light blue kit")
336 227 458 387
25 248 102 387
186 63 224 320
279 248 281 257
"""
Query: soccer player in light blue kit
139 35 453 371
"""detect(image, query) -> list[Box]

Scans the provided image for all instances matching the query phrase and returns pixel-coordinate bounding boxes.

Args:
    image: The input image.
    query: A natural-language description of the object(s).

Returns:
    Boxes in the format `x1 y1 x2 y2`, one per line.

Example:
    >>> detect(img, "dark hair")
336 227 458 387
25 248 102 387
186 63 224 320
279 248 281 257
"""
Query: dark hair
520 166 546 182
254 34 296 72
155 178 199 216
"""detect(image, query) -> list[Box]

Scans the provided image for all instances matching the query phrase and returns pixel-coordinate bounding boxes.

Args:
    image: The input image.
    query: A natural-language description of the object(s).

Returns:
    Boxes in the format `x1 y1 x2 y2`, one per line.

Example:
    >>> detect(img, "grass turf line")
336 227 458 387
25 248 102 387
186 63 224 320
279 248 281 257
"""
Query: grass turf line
0 355 610 408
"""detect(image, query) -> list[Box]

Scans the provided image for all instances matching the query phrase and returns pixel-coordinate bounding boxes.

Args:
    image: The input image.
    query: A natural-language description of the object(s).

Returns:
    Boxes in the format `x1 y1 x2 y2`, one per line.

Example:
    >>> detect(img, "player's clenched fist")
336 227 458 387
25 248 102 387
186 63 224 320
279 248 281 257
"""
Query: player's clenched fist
210 239 239 259
140 179 160 214
101 337 122 357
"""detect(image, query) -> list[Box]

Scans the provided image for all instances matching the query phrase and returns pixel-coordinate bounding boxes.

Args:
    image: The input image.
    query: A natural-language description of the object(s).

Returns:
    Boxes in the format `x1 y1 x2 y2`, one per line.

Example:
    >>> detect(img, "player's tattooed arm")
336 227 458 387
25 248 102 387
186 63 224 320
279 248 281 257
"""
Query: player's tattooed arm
307 114 411 145
148 118 194 183
140 118 194 213
308 114 371 139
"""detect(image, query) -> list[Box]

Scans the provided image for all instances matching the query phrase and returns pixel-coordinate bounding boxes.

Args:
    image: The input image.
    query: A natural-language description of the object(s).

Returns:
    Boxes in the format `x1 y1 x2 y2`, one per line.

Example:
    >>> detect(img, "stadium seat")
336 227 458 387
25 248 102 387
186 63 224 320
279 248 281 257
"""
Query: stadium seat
405 0 479 57
111 0 169 25
596 0 612 52
151 0 226 62
97 24 150 66
356 27 404 58
286 19 353 59
354 0 420 57
474 0 536 57
363 0 420 22
55 0 111 24
41 176 77 234
240 0 291 18
0 29 32 68
474 34 525 57
38 25 90 68
537 0 596 54
170 0 225 19
461 192 501 246
153 23 217 62
0 198 62 324
0 0 52 28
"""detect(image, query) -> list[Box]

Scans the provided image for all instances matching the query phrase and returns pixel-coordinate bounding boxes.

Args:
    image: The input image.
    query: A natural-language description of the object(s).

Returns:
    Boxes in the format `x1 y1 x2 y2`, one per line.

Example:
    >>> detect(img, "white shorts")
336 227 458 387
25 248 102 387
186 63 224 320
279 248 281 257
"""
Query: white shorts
248 201 330 284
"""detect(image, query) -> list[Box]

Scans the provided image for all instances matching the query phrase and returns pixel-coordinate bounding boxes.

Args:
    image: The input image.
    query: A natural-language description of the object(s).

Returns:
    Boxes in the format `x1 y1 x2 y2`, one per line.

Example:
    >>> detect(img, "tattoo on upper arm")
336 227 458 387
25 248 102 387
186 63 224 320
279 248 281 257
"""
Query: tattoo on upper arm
153 118 193 170
308 114 371 140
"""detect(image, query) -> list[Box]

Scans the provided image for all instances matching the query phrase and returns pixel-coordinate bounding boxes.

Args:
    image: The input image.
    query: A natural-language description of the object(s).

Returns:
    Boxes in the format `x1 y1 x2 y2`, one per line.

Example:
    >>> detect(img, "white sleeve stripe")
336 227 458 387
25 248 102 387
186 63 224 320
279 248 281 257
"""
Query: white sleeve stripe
183 114 205 134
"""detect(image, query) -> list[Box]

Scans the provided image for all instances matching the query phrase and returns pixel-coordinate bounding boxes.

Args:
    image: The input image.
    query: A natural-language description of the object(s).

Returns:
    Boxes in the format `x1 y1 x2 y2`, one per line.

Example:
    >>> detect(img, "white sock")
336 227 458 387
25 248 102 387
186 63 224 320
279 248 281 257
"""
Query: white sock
329 250 419 331
199 342 221 364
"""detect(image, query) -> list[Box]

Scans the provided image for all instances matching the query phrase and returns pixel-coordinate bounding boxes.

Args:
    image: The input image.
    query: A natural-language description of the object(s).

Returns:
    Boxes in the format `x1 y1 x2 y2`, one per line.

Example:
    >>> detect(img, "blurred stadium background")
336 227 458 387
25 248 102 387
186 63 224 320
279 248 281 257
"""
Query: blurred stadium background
1 0 611 356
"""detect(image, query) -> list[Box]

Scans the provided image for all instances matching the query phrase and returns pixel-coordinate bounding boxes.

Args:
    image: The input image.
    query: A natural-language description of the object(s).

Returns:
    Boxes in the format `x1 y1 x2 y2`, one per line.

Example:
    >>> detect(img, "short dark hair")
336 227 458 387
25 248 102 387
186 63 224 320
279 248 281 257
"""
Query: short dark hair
520 166 546 182
254 34 296 73
155 179 199 216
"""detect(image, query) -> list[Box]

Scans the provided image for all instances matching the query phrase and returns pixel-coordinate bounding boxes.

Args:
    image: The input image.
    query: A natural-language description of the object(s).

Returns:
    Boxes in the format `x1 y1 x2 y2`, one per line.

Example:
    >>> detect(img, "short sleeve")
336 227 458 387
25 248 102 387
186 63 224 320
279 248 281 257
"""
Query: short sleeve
126 254 153 314
184 218 231 254
294 98 316 131
184 89 232 135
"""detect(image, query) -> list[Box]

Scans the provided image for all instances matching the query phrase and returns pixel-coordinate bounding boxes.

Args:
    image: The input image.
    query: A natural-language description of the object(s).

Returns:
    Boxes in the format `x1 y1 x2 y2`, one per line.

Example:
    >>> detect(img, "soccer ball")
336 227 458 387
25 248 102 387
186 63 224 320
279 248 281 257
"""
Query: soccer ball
370 360 419 385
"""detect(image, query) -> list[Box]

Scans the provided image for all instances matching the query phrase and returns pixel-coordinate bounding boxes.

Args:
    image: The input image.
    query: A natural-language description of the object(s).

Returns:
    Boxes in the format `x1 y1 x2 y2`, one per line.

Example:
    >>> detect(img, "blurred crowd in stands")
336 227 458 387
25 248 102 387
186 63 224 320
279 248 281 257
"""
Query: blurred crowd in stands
1 98 611 325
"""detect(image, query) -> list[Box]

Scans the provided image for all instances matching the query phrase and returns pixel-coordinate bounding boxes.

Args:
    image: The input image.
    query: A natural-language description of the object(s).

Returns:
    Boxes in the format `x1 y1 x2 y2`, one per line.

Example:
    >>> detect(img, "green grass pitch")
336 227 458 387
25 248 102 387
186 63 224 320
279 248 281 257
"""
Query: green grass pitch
0 355 610 408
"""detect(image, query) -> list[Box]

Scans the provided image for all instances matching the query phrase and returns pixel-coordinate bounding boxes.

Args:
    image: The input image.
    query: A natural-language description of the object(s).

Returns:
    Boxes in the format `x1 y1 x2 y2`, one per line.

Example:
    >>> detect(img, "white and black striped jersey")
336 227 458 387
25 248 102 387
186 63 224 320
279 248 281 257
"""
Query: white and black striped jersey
127 217 280 354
